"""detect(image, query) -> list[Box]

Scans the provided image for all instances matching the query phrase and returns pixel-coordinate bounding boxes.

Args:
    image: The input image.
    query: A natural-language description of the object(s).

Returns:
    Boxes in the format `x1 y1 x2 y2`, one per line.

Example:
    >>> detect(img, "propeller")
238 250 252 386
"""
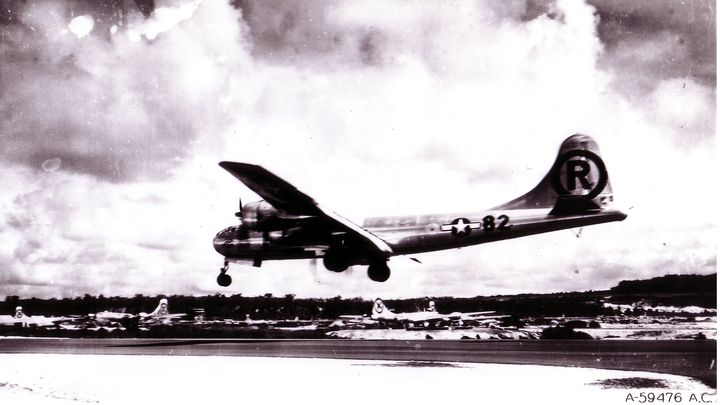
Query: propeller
235 197 243 219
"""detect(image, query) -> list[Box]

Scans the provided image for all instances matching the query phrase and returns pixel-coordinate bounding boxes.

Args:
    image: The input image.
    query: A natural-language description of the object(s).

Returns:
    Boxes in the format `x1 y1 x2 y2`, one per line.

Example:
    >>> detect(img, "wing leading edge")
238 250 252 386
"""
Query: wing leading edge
218 162 321 215
219 162 393 257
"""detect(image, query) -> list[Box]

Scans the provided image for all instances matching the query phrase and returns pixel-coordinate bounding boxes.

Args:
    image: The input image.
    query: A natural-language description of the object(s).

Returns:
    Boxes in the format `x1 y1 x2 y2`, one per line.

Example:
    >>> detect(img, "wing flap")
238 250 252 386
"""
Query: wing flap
318 205 393 257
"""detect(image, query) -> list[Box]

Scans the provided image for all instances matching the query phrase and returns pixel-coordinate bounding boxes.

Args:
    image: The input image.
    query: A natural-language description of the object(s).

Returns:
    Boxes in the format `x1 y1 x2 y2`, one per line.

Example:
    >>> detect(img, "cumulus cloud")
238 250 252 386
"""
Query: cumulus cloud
0 0 715 299
0 0 250 182
592 0 716 88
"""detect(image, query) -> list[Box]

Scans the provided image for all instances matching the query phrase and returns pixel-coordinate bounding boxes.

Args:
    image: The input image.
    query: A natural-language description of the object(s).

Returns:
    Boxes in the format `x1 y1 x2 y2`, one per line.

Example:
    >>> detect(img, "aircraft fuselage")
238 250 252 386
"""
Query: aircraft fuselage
213 207 626 263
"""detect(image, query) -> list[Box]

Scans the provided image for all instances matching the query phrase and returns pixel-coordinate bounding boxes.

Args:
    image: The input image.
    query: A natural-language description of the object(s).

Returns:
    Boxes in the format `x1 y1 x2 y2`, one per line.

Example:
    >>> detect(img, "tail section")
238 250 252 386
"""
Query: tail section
493 134 616 215
143 298 169 317
371 298 394 320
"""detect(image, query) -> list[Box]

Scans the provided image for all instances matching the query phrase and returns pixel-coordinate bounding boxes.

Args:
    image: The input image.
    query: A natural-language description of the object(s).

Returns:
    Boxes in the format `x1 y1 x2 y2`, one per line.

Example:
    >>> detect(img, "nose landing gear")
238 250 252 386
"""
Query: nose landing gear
217 260 232 287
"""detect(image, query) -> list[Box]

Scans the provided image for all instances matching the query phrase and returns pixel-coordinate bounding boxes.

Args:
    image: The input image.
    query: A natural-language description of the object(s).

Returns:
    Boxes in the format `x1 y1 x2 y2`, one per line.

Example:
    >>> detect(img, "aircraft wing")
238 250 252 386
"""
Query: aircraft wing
94 311 138 321
317 205 393 256
153 314 185 320
467 314 510 320
460 311 497 319
219 162 393 257
219 162 322 215
402 312 447 322
0 315 26 325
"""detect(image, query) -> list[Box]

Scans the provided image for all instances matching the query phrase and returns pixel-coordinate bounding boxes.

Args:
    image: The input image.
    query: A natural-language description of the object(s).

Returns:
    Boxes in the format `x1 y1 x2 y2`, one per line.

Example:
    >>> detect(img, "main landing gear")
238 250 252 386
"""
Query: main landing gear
322 249 391 282
367 261 390 282
217 260 232 287
323 250 350 273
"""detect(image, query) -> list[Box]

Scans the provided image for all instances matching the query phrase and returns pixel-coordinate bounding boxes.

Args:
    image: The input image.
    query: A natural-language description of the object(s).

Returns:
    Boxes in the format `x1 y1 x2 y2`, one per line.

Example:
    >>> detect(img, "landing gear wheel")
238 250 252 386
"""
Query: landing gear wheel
217 273 232 287
367 262 390 282
323 251 350 272
217 260 232 287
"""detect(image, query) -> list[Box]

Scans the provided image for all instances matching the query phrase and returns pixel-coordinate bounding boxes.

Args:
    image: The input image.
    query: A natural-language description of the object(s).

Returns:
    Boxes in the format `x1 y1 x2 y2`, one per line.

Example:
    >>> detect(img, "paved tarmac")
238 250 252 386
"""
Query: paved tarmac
0 338 715 387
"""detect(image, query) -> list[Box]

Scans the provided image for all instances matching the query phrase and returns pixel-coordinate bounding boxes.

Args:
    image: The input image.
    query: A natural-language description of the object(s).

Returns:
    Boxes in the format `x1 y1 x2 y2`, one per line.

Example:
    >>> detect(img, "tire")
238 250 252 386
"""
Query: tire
217 273 232 287
323 250 350 272
367 262 390 282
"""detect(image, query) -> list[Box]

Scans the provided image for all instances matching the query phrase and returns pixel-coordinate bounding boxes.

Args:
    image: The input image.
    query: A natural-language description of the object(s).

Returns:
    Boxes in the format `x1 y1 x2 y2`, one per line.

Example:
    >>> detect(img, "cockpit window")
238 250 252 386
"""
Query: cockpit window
215 226 237 236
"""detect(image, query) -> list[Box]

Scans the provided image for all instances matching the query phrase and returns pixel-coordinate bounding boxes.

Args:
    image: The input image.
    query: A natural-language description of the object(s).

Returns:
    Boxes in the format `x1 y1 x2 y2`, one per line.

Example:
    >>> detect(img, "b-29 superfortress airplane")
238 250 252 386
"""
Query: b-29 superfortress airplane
0 306 76 328
213 134 626 286
371 298 506 327
91 298 184 326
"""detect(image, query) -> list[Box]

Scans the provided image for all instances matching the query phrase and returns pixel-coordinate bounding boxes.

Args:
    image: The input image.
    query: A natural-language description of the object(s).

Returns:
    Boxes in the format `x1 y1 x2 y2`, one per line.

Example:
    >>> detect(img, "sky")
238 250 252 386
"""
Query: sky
0 0 716 299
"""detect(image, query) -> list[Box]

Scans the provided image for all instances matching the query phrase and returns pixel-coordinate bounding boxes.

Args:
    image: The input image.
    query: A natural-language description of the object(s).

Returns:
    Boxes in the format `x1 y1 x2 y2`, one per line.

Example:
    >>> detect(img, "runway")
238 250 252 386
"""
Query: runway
0 338 715 387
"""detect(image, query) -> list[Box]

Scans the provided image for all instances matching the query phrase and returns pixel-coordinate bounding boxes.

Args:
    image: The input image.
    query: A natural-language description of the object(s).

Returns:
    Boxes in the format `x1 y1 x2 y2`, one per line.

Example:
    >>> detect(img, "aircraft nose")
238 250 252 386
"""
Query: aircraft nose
213 235 229 254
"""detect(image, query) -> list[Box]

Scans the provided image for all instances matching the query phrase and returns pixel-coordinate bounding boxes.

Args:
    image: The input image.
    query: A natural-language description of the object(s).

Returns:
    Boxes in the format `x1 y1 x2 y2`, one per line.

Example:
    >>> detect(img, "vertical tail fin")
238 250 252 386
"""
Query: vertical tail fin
148 298 169 317
371 298 392 319
493 134 615 214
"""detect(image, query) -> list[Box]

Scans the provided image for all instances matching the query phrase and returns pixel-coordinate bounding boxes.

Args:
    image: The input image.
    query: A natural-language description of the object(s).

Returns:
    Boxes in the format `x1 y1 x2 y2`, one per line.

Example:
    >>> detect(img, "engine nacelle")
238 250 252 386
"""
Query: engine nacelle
241 200 276 229
240 200 310 231
266 227 303 243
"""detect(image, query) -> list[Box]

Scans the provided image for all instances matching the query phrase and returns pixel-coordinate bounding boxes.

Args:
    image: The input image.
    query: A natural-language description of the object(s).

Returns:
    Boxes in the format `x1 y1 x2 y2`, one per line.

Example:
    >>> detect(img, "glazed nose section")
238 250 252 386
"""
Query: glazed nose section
213 228 235 254
213 235 226 254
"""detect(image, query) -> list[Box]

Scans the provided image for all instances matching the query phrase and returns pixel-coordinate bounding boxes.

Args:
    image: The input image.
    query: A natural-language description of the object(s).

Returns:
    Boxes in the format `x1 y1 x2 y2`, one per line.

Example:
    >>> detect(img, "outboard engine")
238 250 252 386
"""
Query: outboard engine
235 197 243 218
238 200 314 232
241 200 280 230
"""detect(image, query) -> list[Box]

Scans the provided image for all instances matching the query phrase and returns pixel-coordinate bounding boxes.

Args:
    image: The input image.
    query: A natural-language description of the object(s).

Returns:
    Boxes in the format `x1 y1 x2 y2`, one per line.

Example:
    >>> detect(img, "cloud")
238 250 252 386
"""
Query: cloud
0 0 250 182
0 0 715 299
592 0 716 96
